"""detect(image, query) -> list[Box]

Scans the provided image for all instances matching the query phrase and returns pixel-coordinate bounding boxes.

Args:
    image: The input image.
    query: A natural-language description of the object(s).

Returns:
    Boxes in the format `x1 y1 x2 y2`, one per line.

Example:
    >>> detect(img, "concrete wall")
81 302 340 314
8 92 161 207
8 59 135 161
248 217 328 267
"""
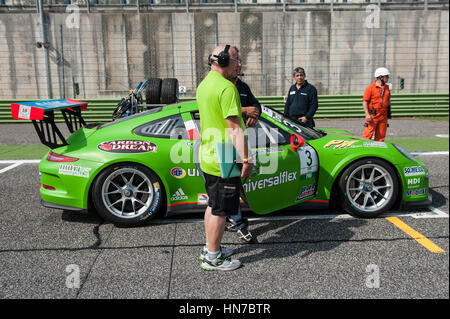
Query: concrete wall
0 9 448 99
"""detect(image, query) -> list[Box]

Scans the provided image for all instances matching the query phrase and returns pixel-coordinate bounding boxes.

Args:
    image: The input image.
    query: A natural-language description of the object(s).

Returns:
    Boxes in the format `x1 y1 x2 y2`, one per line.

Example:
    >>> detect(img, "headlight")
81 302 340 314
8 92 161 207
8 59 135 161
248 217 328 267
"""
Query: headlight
392 143 417 163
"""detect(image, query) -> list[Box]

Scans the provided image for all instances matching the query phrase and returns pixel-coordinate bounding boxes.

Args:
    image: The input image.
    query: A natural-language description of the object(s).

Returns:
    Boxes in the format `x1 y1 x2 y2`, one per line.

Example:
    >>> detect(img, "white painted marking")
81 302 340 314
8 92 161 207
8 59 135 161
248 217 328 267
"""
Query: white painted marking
412 151 449 156
154 208 448 225
0 159 41 164
435 134 449 138
0 162 23 174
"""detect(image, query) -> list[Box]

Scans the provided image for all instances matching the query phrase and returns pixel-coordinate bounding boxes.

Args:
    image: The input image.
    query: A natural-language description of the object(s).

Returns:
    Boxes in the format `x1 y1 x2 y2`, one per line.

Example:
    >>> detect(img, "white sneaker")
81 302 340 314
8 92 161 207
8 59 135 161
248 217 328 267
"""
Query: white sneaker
200 251 242 271
199 245 233 261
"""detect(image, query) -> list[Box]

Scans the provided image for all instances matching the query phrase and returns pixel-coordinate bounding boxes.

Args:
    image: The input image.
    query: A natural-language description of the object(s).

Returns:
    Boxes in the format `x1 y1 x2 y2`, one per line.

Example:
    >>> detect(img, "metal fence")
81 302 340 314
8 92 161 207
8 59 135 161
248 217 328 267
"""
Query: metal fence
1 0 449 5
1 93 448 122
0 2 448 99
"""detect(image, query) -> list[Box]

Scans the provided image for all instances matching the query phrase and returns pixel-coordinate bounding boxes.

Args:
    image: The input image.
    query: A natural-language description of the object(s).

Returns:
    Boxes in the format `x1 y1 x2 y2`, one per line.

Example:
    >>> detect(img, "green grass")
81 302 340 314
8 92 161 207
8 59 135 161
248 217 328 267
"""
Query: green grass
0 145 49 160
413 116 449 122
385 137 449 152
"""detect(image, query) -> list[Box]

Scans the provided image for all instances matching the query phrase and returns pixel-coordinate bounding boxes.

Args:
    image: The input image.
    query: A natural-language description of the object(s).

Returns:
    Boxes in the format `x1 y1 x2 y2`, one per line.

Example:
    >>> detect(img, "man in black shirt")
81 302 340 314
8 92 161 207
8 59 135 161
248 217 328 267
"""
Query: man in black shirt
236 77 261 128
225 53 260 243
284 67 318 128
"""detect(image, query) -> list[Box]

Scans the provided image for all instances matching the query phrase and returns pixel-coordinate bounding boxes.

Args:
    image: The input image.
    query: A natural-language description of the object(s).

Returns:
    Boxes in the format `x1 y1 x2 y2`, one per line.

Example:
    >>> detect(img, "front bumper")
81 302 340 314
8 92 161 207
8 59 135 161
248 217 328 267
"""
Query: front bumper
401 195 433 210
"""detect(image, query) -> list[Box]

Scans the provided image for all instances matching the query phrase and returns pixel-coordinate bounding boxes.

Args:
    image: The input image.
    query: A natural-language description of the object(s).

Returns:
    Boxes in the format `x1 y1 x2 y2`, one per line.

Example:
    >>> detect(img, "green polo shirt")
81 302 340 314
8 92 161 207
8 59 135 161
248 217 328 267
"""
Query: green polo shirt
196 71 246 177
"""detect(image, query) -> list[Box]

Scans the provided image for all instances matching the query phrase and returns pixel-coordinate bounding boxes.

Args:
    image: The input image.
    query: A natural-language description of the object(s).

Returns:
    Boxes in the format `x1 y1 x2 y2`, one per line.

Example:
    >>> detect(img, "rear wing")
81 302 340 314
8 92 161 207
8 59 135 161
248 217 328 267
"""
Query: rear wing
11 99 88 149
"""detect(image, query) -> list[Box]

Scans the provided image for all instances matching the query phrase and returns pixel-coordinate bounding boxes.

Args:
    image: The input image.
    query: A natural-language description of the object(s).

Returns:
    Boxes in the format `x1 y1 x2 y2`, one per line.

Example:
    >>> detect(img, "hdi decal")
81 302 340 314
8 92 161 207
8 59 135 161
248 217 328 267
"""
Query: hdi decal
98 140 157 153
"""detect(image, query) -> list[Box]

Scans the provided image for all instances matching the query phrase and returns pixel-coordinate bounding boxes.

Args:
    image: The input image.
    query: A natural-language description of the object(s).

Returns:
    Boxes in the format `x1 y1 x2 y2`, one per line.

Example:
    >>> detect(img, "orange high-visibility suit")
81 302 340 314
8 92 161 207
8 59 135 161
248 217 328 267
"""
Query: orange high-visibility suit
362 81 391 142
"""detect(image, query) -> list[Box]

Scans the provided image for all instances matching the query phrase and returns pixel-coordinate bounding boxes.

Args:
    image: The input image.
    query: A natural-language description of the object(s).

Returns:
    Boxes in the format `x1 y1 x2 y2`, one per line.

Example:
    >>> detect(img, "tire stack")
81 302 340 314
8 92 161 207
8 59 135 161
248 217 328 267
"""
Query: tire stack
145 78 179 107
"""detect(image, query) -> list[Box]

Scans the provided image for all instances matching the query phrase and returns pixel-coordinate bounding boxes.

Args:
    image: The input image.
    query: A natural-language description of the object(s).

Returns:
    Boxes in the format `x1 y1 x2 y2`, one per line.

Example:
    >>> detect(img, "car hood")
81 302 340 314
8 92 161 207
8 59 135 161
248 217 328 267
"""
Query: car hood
308 132 396 155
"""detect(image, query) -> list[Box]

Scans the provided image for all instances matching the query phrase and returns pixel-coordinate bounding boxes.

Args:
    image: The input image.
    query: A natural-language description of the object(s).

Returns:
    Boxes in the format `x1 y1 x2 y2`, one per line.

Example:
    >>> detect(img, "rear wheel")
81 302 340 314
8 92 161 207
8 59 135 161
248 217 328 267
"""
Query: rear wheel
160 78 179 104
145 78 162 105
92 163 164 226
338 158 399 218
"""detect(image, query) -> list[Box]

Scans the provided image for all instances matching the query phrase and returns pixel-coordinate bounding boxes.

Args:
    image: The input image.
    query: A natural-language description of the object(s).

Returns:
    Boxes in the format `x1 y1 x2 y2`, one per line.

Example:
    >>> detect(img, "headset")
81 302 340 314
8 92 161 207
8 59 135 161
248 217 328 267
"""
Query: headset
208 44 231 67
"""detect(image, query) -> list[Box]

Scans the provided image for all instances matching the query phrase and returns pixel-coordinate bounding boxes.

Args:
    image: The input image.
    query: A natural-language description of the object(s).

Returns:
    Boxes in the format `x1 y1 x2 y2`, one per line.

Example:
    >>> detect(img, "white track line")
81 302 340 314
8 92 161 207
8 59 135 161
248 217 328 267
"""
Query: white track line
0 159 41 164
154 208 448 225
0 162 24 174
412 151 449 156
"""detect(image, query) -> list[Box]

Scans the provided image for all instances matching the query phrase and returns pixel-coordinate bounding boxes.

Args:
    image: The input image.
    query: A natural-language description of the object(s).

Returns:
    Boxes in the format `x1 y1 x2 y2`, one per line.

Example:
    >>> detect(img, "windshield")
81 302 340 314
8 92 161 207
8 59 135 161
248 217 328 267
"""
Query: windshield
261 106 324 140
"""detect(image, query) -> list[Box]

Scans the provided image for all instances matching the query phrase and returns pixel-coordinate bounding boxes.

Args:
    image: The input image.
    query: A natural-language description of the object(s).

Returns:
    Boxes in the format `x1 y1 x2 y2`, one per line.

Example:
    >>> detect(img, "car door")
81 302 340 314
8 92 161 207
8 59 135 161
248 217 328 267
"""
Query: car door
186 111 318 215
242 117 317 214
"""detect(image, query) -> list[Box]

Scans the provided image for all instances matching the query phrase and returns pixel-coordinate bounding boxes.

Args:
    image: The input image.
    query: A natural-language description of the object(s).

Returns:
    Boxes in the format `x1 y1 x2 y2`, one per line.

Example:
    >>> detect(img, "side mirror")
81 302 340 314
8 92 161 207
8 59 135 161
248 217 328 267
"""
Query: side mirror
290 133 305 152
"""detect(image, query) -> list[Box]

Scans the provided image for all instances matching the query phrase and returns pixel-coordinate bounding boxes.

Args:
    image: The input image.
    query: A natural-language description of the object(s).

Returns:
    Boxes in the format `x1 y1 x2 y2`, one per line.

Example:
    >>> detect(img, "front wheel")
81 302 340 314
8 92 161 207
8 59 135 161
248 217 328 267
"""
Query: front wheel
338 158 399 218
92 163 164 226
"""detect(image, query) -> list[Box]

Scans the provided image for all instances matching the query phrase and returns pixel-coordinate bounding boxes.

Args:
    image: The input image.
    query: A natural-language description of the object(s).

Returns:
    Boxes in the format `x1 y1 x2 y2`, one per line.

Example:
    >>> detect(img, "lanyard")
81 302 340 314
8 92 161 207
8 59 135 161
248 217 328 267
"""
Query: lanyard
379 87 386 107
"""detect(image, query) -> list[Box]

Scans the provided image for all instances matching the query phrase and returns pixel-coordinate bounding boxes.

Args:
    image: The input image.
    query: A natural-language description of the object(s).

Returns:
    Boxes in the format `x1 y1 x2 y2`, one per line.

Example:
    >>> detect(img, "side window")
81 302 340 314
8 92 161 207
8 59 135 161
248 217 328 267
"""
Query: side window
134 114 188 140
247 118 289 148
192 111 288 147
191 111 201 132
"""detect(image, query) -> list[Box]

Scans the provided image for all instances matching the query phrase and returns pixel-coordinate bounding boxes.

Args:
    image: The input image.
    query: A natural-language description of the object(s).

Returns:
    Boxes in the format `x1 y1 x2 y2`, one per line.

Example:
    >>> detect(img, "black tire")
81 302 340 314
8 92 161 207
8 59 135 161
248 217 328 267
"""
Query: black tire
92 163 165 226
338 158 399 218
145 78 162 104
160 78 179 104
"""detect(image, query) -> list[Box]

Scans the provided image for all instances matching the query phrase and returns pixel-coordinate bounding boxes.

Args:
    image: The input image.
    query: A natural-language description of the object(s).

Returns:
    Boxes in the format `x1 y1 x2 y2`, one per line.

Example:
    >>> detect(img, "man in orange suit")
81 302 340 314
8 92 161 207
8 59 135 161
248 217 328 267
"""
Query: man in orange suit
362 67 392 142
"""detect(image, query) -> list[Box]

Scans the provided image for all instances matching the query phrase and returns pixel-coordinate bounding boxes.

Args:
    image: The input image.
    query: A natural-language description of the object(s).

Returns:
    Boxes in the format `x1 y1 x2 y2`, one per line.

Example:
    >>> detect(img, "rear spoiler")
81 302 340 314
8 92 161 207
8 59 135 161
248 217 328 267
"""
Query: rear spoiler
11 99 88 149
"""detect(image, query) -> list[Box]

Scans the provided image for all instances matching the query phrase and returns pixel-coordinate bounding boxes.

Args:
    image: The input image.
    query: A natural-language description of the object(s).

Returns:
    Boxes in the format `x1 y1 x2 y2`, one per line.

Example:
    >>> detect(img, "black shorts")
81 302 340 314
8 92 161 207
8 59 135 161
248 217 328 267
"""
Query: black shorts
204 173 241 217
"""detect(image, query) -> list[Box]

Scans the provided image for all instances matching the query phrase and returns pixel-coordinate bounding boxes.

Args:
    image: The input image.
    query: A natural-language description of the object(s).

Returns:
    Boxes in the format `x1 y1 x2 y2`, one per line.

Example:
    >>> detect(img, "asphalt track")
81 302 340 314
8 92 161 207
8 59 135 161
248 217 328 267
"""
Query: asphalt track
0 119 448 305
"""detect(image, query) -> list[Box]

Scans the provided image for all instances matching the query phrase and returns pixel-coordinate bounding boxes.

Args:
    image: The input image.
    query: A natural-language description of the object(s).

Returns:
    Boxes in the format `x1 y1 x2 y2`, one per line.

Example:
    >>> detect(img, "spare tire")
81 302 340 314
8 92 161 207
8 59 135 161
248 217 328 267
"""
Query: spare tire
161 78 179 104
145 78 162 104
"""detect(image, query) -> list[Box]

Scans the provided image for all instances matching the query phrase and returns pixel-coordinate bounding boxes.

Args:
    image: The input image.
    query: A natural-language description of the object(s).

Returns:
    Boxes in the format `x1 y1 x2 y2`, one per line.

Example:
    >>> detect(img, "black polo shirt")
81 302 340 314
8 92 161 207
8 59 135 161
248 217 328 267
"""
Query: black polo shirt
236 78 261 115
283 80 318 121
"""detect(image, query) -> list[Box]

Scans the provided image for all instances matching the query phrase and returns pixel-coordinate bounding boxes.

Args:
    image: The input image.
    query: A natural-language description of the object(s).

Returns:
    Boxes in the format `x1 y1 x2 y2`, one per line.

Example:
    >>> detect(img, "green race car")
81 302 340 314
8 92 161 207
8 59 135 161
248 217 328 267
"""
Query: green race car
14 99 431 226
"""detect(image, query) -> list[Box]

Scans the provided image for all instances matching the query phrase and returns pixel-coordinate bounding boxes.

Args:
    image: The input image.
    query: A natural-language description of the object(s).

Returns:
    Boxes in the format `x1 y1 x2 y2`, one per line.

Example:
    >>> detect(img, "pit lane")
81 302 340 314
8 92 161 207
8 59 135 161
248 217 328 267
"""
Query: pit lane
0 152 447 300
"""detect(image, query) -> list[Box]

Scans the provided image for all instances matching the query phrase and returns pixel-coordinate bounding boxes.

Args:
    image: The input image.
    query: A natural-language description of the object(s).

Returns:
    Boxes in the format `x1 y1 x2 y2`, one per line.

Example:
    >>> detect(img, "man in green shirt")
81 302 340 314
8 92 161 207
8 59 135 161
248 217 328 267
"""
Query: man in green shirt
196 44 254 271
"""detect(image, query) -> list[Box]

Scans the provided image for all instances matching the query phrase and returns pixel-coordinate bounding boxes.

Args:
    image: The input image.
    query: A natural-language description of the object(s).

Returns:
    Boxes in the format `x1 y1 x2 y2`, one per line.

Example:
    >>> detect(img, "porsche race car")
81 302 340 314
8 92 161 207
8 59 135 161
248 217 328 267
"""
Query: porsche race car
11 98 431 226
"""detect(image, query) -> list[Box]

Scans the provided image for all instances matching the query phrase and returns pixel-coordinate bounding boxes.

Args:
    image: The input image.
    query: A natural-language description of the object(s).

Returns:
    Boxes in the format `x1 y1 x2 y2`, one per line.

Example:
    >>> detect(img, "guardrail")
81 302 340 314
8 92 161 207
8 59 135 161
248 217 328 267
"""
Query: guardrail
0 93 447 123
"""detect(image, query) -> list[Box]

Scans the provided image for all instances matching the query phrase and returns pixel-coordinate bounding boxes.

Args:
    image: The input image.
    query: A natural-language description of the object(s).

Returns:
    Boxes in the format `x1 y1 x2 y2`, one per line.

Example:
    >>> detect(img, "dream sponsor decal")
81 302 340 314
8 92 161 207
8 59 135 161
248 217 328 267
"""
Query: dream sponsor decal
323 140 359 149
406 188 427 197
59 164 91 178
404 166 425 177
98 140 157 153
242 170 297 193
170 167 186 179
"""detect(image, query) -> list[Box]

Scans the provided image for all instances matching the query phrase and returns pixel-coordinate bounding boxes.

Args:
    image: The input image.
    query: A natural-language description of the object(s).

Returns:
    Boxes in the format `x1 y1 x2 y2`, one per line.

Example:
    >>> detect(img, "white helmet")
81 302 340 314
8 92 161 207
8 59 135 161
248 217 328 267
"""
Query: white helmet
374 67 390 78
